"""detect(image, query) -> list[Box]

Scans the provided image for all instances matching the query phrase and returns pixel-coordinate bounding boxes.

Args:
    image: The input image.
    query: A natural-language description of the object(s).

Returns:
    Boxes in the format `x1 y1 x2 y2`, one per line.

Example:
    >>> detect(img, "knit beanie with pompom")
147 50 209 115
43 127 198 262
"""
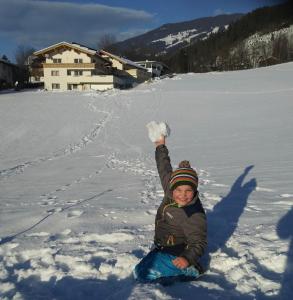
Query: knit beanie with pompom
169 160 198 191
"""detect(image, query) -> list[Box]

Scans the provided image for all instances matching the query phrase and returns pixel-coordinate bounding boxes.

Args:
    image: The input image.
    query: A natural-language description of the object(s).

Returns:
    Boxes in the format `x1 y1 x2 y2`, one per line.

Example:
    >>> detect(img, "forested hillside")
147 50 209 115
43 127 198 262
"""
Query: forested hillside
163 1 293 72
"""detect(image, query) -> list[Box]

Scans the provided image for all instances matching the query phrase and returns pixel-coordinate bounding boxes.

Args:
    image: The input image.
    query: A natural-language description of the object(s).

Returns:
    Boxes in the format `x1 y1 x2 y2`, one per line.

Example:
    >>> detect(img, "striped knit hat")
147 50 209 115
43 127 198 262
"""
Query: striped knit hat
169 160 198 191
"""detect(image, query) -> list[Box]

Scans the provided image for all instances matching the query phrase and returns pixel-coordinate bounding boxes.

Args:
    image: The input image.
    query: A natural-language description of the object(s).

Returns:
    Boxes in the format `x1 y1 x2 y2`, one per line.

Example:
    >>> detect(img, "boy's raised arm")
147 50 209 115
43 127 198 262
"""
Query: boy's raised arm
155 136 173 195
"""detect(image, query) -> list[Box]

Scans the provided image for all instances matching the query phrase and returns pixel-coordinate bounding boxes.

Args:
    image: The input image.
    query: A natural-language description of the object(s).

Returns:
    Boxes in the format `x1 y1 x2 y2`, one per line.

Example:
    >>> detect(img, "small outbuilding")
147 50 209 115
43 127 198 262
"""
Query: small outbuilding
0 58 16 89
135 60 169 78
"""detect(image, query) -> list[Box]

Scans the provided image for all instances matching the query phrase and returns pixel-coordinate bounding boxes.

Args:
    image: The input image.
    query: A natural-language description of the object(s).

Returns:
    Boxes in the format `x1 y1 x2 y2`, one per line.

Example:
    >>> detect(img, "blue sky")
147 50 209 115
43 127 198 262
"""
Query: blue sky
0 0 285 62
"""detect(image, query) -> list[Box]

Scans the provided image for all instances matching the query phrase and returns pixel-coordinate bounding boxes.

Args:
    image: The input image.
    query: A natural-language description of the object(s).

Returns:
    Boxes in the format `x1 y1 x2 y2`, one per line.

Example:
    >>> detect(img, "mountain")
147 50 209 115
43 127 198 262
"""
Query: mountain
113 14 243 57
165 1 293 73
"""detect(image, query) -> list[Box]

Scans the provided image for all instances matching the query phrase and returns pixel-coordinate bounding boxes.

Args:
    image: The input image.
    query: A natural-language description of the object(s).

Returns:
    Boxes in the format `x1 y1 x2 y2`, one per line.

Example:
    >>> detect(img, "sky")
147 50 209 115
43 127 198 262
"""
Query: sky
0 0 286 62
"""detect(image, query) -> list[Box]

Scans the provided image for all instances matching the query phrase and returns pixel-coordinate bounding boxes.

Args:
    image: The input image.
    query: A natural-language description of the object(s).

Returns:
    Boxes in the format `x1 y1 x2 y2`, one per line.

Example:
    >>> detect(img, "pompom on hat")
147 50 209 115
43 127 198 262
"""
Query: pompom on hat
169 160 198 191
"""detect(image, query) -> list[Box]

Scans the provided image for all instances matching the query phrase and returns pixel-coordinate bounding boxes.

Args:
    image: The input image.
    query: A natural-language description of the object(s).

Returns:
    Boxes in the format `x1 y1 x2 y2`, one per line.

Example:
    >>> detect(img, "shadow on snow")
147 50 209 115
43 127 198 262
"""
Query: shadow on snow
6 275 134 300
276 205 293 298
208 165 257 256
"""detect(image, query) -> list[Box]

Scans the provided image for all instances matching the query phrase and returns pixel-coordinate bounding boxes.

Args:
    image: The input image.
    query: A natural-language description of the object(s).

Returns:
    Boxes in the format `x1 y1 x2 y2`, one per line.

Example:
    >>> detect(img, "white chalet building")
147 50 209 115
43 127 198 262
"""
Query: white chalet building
33 42 150 91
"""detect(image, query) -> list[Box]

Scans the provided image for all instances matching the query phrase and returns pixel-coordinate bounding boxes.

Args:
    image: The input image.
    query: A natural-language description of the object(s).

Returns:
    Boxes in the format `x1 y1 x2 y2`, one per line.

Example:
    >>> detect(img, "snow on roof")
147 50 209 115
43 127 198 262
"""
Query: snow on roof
71 42 97 52
99 50 147 71
135 60 160 64
34 41 97 56
135 60 169 69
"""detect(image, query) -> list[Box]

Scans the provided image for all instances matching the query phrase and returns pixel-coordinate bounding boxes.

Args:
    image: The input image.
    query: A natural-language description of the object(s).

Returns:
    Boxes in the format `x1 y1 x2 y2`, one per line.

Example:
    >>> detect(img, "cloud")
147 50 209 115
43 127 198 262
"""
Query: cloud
213 8 228 16
0 0 154 49
119 28 151 41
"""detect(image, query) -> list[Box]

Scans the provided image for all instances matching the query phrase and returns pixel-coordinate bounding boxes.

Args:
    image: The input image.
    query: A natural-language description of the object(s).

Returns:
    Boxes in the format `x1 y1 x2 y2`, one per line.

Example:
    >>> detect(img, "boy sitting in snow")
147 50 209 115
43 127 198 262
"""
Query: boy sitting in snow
133 123 207 283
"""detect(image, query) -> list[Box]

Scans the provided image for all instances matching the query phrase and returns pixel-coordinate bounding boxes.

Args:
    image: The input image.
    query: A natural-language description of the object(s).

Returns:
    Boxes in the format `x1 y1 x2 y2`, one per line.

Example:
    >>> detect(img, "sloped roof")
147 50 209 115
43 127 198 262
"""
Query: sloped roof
34 41 97 56
99 50 147 71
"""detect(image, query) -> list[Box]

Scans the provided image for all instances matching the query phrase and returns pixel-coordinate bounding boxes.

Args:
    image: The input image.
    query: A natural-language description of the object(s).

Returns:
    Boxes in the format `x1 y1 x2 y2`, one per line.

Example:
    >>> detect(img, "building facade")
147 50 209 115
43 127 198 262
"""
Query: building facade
32 42 151 92
0 59 15 89
99 50 151 84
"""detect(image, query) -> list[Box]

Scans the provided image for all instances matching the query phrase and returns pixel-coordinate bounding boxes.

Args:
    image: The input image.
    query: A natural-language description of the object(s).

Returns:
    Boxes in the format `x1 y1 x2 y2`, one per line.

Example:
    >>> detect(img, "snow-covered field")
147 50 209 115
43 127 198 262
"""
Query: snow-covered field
1 63 293 299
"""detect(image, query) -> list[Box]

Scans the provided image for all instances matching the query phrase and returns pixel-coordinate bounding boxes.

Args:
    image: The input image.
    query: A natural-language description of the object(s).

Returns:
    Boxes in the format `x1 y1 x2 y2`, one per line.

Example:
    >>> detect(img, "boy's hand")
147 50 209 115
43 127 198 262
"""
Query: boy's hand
172 257 189 269
155 135 165 147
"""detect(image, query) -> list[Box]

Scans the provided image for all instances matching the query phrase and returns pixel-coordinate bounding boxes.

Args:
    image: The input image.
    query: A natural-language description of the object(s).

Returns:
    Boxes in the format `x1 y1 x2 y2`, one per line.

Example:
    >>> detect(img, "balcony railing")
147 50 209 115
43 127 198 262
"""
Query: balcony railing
43 63 98 68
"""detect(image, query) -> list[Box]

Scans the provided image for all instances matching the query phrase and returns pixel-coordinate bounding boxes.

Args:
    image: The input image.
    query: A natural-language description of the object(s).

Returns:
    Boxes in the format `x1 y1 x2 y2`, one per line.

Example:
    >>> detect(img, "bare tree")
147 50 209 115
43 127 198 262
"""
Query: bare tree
14 45 35 85
15 45 35 66
1 54 9 61
97 34 117 52
273 34 289 62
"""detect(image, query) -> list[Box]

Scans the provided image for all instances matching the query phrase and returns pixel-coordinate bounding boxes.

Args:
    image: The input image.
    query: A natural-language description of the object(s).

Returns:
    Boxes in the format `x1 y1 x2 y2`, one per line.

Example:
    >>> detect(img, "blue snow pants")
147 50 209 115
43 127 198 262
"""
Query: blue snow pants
133 249 200 284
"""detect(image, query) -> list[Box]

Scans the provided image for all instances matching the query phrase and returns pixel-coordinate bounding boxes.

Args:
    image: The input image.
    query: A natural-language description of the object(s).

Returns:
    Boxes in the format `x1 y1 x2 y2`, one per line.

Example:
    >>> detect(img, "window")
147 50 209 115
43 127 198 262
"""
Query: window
67 70 83 76
73 70 83 76
52 83 60 89
68 84 78 90
51 70 59 76
74 58 83 63
53 58 62 63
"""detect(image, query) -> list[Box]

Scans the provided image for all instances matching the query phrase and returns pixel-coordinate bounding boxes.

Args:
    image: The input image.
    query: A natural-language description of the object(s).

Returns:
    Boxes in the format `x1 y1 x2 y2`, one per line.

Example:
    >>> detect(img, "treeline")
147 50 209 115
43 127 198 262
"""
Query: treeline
0 46 36 90
163 1 293 73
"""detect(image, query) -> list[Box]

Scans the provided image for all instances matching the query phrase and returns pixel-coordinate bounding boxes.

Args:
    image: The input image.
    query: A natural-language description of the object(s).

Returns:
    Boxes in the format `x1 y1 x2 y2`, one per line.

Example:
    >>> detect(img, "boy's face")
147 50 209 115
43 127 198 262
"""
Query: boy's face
172 185 194 206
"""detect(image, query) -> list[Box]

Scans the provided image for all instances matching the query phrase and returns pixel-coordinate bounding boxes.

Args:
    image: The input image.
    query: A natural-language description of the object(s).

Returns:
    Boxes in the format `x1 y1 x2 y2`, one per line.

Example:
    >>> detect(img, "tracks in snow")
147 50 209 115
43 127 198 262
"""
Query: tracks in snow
0 112 112 181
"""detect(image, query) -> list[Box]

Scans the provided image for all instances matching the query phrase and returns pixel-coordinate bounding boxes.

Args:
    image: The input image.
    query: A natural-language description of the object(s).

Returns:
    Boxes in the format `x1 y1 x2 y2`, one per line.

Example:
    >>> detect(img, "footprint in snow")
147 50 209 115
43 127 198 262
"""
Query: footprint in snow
56 187 66 192
200 179 213 186
66 199 79 205
61 229 71 235
67 210 84 218
145 210 157 216
47 207 62 214
212 183 229 187
245 205 262 212
201 192 222 202
255 187 275 192
280 193 293 198
40 200 55 206
26 232 50 237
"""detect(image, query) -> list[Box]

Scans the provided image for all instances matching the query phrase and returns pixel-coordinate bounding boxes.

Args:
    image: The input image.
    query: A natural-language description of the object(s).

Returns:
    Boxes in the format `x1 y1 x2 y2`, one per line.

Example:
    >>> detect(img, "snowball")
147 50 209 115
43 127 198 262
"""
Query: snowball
146 121 170 142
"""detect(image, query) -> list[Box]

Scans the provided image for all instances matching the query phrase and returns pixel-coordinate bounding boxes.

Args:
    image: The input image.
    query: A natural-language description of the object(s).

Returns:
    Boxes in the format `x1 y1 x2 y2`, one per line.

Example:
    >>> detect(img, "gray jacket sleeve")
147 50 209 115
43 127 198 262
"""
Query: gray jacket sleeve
155 145 173 196
180 212 207 265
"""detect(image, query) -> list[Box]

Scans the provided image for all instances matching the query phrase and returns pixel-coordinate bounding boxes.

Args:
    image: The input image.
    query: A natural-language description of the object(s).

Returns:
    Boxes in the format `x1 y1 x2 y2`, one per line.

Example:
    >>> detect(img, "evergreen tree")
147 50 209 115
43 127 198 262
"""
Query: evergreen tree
1 55 9 61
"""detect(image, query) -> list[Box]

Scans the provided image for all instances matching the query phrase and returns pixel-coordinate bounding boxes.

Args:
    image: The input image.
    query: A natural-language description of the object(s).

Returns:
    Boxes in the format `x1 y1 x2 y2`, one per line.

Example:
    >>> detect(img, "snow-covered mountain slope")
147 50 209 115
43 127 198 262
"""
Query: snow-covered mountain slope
245 24 293 50
151 25 221 51
1 62 293 299
114 14 242 54
242 24 293 66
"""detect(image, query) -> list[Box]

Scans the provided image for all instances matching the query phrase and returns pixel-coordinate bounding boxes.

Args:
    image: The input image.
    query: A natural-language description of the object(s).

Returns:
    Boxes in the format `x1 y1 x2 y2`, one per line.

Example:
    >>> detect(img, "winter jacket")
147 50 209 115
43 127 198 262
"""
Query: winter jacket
154 144 207 266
